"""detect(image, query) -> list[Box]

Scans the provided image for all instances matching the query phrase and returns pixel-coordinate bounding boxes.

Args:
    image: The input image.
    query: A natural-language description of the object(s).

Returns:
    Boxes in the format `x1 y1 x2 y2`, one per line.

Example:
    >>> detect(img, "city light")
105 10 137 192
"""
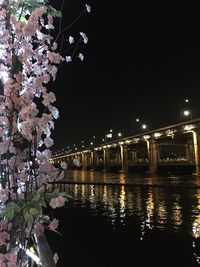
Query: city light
142 124 147 130
154 132 162 138
104 129 113 143
131 118 148 135
183 110 190 116
180 98 192 121
184 125 195 132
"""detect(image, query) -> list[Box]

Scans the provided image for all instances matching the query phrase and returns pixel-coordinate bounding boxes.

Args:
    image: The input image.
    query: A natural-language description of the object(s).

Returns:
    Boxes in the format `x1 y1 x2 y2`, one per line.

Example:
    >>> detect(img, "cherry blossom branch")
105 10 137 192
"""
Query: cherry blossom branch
55 8 87 42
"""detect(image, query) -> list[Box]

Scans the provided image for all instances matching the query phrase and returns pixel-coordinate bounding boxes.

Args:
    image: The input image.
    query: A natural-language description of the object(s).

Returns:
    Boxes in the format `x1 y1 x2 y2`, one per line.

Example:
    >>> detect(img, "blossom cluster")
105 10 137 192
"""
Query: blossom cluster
0 1 90 265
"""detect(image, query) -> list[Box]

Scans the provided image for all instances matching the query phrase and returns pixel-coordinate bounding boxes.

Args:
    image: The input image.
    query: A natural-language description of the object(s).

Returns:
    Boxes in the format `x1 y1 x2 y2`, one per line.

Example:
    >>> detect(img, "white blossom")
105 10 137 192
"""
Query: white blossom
66 56 72 63
80 32 88 44
78 53 84 61
68 36 74 44
61 162 68 169
85 4 91 13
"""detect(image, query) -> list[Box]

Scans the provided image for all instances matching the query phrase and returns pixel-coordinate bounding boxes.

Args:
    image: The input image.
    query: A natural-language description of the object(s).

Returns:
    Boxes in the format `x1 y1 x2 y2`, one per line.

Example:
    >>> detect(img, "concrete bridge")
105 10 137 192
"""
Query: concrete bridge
51 118 200 173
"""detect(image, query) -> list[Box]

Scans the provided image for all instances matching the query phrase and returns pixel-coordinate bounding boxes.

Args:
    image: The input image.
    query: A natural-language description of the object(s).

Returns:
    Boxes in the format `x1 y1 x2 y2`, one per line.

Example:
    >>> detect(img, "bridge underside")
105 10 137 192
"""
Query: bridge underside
52 118 200 174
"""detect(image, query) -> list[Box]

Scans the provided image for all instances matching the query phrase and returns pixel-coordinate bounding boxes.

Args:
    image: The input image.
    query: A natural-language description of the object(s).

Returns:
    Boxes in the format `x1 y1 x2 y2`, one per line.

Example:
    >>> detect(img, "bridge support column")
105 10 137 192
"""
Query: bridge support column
192 131 200 173
147 138 158 173
81 153 87 170
185 141 194 163
77 155 81 166
157 146 160 162
103 148 110 171
90 151 94 171
95 153 99 166
116 153 121 165
131 151 138 165
120 144 129 172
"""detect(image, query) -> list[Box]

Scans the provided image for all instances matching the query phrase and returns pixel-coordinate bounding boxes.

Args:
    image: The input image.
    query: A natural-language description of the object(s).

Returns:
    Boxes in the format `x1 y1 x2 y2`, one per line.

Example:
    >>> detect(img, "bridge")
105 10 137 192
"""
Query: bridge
51 118 200 173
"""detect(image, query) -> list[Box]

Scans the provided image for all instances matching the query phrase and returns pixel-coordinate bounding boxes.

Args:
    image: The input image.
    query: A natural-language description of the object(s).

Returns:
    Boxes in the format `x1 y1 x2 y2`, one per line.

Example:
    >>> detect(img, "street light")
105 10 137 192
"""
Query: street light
180 98 192 121
105 129 113 143
80 140 85 149
183 109 192 119
132 118 148 134
89 136 96 146
131 118 140 135
183 110 190 116
142 124 147 130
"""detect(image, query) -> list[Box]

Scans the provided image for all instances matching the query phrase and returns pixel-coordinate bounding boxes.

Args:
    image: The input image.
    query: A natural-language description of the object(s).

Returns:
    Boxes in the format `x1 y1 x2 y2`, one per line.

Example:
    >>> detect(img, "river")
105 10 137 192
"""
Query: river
47 170 200 267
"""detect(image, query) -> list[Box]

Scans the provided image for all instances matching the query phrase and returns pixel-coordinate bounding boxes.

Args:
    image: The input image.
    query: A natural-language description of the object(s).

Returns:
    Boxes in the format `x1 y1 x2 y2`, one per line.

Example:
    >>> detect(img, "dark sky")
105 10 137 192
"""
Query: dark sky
50 0 200 151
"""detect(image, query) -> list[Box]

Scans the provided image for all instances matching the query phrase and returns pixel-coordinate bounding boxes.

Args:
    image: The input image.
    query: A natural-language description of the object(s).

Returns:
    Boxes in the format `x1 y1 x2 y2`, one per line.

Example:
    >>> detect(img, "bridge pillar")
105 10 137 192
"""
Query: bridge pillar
81 153 87 170
131 151 138 165
116 153 121 165
120 144 129 172
90 151 94 170
98 151 104 168
77 155 81 165
103 148 110 171
192 131 200 173
147 138 158 173
95 152 100 166
156 146 160 162
185 141 194 163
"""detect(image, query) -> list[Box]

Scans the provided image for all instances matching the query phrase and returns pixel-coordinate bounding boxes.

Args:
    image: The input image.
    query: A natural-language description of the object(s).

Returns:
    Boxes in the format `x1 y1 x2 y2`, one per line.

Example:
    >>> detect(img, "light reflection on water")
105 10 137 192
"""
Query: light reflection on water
57 183 200 235
63 169 200 186
55 175 200 235
55 170 200 265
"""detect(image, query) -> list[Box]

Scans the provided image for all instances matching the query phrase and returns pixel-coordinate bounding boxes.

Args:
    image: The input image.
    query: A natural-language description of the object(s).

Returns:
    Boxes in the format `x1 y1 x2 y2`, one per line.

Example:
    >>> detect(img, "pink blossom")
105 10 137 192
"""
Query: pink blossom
39 162 56 173
49 219 59 231
0 254 6 267
0 140 9 154
49 196 65 209
4 253 17 266
0 220 8 231
57 171 64 181
0 231 9 246
42 92 56 107
61 162 68 169
53 253 59 264
47 51 62 64
33 223 44 236
52 42 58 51
44 137 54 148
23 21 38 37
47 14 54 26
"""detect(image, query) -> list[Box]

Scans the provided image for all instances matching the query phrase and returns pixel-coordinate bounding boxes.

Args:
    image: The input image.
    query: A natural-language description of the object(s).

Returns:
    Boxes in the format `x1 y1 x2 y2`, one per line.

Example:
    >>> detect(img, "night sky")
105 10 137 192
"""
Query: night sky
50 0 200 151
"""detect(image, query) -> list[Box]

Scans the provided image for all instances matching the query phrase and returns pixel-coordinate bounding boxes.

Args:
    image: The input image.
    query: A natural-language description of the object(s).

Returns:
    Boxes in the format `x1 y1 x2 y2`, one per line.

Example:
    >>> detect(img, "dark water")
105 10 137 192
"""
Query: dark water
47 171 200 267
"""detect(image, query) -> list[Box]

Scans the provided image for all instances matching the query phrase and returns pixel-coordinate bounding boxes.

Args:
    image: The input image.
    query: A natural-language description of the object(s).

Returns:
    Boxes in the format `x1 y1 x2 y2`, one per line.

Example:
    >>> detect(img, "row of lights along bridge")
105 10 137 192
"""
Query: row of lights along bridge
53 98 192 157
